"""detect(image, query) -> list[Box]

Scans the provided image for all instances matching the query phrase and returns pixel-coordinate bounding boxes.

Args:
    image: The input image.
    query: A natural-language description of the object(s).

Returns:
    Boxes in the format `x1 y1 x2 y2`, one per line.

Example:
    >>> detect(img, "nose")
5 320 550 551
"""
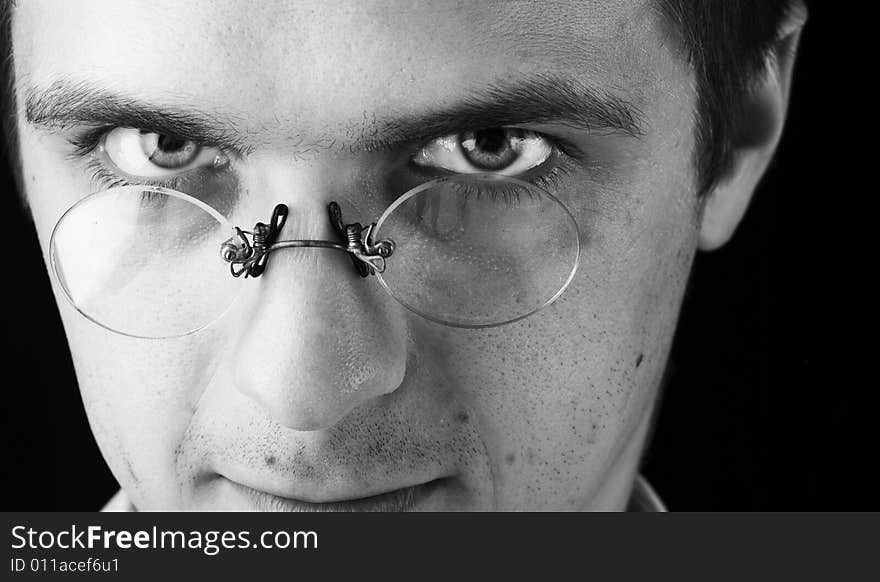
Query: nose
230 202 407 431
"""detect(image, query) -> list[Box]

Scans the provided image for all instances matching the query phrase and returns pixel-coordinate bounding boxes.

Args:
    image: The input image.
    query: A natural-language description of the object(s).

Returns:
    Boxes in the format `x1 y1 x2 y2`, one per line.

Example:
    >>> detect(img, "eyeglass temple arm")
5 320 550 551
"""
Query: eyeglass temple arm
221 202 395 279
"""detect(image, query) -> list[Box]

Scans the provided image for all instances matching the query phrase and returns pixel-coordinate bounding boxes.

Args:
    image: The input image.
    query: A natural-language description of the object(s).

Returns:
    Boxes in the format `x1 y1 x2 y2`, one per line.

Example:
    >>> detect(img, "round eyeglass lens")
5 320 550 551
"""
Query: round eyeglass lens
373 174 580 327
49 186 242 338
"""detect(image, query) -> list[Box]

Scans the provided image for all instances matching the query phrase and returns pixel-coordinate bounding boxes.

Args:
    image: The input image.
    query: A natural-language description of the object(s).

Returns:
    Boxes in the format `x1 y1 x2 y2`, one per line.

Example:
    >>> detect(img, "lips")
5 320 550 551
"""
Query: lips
225 477 445 511
181 391 479 511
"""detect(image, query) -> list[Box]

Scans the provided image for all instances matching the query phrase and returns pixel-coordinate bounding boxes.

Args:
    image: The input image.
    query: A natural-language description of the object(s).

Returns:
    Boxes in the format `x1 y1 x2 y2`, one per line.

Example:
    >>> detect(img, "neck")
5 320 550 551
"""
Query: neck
588 388 661 510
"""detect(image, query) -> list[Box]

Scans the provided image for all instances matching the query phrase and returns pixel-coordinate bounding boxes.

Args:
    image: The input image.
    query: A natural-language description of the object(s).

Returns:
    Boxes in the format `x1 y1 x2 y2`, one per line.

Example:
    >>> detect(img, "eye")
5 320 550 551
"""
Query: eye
412 128 553 175
101 128 221 178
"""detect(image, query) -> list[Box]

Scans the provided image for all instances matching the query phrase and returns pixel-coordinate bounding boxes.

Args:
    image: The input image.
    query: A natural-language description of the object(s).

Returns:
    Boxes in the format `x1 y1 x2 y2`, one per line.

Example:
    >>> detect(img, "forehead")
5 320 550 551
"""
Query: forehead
14 0 676 135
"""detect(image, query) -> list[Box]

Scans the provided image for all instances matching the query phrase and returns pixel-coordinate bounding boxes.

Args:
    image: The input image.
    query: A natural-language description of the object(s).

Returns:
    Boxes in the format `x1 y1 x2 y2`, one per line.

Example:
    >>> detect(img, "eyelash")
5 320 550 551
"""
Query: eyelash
69 126 579 195
83 158 188 191
403 135 578 204
69 127 199 191
442 163 574 206
67 125 113 158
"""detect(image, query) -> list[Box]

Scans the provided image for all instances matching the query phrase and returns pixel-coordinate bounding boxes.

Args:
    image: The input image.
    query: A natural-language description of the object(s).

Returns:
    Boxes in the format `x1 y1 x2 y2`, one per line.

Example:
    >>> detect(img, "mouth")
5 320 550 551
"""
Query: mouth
225 477 446 512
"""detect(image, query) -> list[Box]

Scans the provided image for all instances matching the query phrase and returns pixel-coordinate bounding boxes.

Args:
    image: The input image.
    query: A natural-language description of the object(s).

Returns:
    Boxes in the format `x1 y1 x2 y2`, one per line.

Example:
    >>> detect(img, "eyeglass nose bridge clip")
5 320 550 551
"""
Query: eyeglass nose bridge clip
221 202 395 279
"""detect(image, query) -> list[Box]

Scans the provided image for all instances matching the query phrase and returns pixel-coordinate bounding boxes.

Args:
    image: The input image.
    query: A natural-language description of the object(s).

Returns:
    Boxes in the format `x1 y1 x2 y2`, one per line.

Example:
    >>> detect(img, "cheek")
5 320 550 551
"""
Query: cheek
19 125 245 507
432 184 698 508
61 318 229 508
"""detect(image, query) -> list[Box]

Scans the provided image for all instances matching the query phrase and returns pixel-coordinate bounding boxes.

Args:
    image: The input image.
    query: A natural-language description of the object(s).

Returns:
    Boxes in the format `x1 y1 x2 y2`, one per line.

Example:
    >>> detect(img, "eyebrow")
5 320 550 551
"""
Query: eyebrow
25 80 253 153
377 74 645 148
24 74 645 154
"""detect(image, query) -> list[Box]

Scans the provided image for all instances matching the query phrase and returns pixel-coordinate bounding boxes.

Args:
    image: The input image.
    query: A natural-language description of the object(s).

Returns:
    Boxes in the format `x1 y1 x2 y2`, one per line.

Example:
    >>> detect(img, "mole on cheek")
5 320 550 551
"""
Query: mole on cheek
456 410 470 424
504 453 516 466
265 455 276 466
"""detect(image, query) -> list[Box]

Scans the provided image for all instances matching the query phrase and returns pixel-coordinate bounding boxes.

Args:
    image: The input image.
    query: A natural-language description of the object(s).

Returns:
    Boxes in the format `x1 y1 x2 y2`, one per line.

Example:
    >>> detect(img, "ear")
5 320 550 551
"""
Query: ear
698 3 808 250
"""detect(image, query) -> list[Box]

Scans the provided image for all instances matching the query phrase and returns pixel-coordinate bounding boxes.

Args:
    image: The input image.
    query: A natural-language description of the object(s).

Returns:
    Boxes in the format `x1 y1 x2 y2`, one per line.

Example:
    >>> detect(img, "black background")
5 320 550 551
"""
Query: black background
1 3 857 510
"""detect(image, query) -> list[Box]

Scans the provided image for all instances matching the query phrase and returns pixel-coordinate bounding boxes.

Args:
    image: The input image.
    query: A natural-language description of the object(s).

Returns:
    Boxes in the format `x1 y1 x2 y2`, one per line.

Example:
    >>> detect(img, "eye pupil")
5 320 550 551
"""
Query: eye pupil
460 129 520 171
474 129 507 154
138 131 200 169
155 134 189 153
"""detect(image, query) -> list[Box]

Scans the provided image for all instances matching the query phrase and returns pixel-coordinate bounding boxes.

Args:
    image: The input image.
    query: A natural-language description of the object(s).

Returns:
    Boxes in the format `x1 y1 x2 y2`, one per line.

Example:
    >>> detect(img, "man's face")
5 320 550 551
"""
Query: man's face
14 0 699 510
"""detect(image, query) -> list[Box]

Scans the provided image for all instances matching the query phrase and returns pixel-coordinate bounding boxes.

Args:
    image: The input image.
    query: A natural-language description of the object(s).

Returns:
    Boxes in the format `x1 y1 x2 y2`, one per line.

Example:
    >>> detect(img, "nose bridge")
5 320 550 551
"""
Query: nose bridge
273 193 338 242
231 236 407 431
236 156 366 241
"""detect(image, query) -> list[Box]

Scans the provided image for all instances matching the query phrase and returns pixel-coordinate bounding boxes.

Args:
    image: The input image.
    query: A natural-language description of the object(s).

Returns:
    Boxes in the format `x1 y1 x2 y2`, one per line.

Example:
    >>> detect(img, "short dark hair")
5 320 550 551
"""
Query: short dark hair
0 0 795 198
656 0 796 195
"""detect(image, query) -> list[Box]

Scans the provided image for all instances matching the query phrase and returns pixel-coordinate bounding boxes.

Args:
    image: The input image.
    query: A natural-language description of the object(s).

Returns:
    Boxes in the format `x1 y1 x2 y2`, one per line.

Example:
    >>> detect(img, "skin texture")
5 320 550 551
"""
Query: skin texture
13 0 719 510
